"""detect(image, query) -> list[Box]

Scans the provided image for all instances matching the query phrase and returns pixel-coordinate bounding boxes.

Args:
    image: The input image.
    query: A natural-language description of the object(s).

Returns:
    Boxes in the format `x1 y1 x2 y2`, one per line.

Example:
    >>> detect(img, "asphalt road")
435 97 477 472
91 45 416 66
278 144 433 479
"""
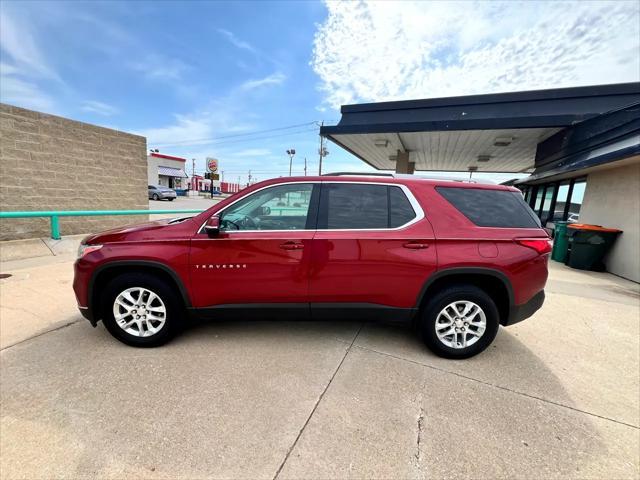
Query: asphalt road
0 257 638 479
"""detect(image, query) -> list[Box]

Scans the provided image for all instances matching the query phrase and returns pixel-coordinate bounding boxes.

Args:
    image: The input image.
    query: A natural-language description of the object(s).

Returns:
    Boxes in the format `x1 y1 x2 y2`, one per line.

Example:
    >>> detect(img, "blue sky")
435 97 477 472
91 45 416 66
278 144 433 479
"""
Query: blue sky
2 1 639 184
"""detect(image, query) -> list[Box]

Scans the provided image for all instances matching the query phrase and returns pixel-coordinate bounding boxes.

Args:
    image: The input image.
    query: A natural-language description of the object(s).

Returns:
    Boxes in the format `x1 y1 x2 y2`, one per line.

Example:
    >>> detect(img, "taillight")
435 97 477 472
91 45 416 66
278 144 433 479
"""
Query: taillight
515 238 552 255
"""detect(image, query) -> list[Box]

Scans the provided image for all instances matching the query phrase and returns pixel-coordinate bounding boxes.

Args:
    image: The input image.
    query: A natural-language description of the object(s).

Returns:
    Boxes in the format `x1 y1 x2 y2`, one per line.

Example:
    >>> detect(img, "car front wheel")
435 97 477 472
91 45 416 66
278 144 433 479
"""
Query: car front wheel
101 273 181 347
420 284 499 359
152 193 160 200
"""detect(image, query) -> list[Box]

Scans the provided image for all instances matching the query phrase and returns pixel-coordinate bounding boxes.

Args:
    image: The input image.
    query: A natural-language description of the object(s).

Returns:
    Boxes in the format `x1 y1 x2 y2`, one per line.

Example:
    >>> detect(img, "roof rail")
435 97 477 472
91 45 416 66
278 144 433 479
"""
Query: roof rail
321 171 495 184
322 172 394 177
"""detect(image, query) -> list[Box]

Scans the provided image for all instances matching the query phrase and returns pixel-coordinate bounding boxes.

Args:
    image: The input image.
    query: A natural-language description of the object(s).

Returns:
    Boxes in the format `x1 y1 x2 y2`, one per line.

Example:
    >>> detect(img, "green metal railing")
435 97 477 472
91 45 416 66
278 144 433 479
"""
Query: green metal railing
0 209 204 240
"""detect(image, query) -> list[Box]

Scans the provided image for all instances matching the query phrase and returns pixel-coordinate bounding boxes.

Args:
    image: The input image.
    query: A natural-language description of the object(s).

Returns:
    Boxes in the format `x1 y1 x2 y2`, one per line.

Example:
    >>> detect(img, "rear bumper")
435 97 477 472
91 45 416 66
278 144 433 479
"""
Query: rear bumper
504 290 545 326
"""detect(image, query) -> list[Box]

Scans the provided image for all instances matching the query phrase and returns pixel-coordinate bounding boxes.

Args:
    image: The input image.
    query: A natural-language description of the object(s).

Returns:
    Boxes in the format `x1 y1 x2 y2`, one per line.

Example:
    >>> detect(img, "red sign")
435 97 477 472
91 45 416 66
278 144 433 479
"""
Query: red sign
207 158 218 173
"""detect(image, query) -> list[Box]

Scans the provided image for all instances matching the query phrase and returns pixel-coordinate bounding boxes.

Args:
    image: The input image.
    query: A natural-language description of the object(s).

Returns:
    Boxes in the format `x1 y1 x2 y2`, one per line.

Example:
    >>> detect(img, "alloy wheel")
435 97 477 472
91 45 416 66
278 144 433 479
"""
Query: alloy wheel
435 300 486 349
112 287 166 337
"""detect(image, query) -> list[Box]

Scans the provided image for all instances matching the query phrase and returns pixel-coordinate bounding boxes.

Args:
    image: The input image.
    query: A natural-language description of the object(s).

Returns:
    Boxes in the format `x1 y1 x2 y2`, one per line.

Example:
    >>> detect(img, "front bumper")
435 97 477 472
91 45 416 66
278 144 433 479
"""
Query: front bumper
504 290 545 326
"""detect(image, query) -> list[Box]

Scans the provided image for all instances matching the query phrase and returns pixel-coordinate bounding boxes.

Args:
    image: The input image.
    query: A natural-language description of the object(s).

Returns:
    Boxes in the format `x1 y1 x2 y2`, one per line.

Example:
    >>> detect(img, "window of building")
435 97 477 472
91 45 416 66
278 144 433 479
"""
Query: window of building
569 179 586 222
533 188 544 212
540 184 556 225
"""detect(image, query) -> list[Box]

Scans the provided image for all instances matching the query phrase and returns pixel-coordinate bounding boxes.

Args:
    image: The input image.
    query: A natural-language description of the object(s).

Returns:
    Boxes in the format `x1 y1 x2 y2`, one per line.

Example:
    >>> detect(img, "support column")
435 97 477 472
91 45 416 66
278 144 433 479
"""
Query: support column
394 150 415 174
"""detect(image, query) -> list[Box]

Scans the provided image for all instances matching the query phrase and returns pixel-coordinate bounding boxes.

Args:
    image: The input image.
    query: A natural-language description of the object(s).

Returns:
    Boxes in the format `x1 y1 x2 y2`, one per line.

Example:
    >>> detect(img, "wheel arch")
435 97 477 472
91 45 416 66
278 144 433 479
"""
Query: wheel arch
416 268 514 326
89 261 191 322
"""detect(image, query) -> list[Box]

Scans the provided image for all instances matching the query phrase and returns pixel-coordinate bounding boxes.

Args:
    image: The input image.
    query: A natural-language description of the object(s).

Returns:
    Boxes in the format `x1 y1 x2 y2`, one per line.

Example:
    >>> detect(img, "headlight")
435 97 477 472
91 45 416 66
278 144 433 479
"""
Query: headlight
77 244 103 258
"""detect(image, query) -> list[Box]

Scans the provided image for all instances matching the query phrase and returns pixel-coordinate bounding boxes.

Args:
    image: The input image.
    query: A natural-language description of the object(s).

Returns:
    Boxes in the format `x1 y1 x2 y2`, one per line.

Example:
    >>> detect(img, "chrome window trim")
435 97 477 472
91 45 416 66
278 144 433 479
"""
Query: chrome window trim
197 180 424 235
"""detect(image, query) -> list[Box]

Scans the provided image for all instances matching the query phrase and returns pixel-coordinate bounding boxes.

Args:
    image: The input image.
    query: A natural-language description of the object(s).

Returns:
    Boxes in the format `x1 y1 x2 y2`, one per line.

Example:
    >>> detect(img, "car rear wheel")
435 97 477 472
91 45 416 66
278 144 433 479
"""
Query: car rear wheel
101 273 181 347
420 284 499 359
168 197 175 201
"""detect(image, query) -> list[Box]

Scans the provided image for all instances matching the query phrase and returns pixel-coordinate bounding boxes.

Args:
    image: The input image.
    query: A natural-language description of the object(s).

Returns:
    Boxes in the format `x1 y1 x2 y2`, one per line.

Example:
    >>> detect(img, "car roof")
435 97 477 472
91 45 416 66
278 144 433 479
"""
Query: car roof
251 174 516 191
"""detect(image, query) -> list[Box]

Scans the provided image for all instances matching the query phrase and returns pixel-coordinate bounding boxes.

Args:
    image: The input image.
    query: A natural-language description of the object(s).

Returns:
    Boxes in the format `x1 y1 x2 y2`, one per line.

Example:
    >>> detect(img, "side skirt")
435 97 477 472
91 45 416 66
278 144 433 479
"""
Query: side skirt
187 303 416 323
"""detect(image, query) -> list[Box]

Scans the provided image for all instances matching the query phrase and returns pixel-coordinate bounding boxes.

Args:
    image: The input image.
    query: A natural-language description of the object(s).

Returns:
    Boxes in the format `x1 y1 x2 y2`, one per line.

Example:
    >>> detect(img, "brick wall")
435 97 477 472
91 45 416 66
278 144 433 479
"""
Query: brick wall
0 103 148 241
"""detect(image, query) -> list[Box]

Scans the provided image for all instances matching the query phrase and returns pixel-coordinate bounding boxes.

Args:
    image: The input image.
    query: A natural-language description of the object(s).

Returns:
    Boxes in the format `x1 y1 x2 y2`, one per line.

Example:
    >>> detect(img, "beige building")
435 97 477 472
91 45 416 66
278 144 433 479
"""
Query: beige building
0 103 148 241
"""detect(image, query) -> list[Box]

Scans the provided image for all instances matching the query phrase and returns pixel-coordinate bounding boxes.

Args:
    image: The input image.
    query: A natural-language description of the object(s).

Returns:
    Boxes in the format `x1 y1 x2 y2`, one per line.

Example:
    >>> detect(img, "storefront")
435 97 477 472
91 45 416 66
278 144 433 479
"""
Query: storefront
147 152 188 189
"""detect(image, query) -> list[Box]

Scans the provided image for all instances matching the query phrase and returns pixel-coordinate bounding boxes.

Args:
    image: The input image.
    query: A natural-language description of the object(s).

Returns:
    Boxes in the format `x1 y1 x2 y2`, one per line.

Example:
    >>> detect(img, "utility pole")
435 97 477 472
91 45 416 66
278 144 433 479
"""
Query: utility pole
191 158 196 192
318 121 328 175
304 157 307 176
248 170 252 185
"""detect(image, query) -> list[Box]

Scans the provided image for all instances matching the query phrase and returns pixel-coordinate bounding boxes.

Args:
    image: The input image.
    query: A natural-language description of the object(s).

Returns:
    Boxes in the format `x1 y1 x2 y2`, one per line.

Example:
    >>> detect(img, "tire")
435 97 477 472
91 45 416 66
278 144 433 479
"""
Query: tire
168 197 175 201
152 193 160 201
419 284 499 359
101 273 182 347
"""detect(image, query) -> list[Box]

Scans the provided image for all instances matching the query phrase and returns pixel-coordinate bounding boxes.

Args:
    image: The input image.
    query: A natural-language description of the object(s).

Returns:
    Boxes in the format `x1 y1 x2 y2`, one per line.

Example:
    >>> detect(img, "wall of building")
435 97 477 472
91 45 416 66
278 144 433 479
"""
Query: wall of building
579 160 640 282
147 155 186 187
0 103 148 241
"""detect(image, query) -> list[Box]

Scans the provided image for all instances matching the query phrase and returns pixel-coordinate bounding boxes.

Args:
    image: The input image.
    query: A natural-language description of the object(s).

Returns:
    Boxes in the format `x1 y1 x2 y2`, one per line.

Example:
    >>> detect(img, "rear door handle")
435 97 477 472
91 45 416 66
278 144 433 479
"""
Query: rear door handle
279 242 304 250
403 242 429 249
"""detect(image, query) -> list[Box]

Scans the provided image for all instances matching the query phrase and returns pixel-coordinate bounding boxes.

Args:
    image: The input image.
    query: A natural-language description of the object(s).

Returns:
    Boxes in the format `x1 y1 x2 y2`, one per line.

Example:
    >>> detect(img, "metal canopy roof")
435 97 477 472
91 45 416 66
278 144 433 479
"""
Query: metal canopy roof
321 83 640 173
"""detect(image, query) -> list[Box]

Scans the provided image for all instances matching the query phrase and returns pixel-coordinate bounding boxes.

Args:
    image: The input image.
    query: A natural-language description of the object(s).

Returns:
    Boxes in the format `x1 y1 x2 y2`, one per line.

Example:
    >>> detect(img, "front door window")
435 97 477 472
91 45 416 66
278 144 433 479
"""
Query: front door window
220 183 314 231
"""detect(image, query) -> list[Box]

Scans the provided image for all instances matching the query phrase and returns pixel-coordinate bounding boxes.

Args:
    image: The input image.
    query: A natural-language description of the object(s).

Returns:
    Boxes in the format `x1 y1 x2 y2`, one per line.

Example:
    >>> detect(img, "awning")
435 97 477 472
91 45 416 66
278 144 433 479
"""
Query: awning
321 83 640 173
158 166 188 178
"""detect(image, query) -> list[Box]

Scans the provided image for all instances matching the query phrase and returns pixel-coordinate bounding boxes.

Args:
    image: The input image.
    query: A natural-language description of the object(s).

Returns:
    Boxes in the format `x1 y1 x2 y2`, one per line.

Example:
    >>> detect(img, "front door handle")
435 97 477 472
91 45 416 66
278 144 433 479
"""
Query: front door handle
279 242 304 250
403 242 429 249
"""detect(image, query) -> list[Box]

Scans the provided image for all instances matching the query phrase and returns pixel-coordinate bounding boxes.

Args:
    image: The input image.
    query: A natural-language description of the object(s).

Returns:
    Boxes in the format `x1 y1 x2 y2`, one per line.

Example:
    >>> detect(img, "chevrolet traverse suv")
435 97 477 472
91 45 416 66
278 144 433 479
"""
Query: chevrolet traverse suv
74 174 550 358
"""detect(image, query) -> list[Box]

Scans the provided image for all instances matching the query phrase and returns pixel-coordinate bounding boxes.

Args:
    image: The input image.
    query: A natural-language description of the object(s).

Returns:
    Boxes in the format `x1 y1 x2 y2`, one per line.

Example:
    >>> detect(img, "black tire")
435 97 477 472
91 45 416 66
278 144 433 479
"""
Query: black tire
101 273 182 347
152 193 159 201
419 284 499 359
168 197 175 201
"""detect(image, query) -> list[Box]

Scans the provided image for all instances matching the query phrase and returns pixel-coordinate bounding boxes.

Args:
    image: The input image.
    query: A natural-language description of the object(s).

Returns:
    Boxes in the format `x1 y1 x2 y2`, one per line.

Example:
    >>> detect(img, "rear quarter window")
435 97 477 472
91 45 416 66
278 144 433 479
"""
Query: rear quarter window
436 186 541 228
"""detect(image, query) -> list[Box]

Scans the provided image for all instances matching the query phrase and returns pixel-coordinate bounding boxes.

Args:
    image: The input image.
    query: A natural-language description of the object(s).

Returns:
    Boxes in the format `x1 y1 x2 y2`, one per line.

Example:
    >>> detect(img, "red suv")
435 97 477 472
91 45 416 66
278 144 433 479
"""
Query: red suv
73 174 550 358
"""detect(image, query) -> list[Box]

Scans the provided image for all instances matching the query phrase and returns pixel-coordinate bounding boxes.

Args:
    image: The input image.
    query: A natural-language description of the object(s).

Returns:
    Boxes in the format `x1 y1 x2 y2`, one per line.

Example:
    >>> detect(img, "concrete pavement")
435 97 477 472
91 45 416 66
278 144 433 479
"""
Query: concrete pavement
0 259 638 479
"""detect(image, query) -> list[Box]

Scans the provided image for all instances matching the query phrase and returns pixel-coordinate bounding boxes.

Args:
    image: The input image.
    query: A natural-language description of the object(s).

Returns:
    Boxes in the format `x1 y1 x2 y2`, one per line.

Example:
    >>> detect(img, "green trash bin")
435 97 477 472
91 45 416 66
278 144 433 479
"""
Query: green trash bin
551 221 570 262
566 224 622 271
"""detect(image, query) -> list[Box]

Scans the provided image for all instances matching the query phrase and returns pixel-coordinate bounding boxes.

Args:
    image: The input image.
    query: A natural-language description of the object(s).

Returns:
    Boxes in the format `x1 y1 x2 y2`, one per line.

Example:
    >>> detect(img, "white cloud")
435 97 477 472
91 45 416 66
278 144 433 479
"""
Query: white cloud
129 54 190 81
0 9 61 82
217 28 257 53
0 8 61 112
81 100 119 116
240 72 286 91
0 71 55 111
312 1 640 109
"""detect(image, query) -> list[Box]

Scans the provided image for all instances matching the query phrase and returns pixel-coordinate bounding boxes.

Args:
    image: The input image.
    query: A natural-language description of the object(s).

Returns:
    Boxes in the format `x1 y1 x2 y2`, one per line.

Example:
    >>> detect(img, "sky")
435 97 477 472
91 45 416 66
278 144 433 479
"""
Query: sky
1 0 639 184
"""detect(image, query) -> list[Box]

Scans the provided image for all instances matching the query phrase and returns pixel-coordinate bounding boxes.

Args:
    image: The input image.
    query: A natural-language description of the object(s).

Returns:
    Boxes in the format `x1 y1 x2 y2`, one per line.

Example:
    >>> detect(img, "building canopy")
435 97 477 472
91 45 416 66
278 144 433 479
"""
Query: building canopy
320 83 640 175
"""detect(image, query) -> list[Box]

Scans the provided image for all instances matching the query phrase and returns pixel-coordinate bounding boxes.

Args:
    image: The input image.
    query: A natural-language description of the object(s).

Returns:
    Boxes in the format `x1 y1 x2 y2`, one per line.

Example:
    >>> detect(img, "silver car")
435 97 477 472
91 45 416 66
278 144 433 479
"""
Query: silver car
148 185 177 201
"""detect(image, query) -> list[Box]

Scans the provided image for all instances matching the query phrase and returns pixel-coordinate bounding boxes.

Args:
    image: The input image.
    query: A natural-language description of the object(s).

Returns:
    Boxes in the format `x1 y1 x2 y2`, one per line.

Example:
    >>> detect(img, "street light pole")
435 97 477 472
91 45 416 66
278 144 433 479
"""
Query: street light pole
286 149 296 176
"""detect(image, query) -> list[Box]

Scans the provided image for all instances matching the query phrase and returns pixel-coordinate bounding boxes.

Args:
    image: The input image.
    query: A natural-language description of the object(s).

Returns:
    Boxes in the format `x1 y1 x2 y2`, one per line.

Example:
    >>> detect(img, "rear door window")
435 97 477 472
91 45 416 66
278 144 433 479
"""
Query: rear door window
318 183 417 229
436 186 541 228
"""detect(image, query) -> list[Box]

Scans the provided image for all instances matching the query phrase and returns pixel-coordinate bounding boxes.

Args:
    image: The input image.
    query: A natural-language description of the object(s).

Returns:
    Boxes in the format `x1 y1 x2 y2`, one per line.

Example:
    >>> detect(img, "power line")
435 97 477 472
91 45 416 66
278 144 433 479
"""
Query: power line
152 121 320 148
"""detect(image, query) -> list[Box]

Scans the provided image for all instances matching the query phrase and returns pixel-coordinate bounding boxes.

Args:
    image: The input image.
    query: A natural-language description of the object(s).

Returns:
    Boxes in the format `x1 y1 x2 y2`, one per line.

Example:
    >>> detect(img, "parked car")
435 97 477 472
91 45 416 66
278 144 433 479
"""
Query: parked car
74 174 550 358
148 185 176 201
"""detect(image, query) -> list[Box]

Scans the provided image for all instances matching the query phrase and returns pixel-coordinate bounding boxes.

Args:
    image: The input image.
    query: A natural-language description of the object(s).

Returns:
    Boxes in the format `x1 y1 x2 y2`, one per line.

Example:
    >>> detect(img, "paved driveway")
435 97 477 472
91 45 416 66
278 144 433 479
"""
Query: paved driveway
0 259 638 479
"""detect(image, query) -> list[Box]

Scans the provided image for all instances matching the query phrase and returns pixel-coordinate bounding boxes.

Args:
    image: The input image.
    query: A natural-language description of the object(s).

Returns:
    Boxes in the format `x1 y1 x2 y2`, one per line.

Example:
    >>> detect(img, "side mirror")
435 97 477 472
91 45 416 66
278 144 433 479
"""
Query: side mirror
204 216 220 237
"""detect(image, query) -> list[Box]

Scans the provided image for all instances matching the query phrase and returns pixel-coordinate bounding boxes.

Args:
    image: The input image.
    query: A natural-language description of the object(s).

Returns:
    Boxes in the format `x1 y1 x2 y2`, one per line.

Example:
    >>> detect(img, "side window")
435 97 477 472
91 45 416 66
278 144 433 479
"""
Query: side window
318 183 417 229
389 186 416 228
220 183 315 231
320 184 387 229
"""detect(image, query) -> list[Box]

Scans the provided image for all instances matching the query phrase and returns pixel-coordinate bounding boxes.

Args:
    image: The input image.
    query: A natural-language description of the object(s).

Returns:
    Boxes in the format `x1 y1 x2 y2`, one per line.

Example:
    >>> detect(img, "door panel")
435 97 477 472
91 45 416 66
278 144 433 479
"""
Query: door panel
189 182 319 308
309 182 437 309
189 231 314 307
309 231 436 308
